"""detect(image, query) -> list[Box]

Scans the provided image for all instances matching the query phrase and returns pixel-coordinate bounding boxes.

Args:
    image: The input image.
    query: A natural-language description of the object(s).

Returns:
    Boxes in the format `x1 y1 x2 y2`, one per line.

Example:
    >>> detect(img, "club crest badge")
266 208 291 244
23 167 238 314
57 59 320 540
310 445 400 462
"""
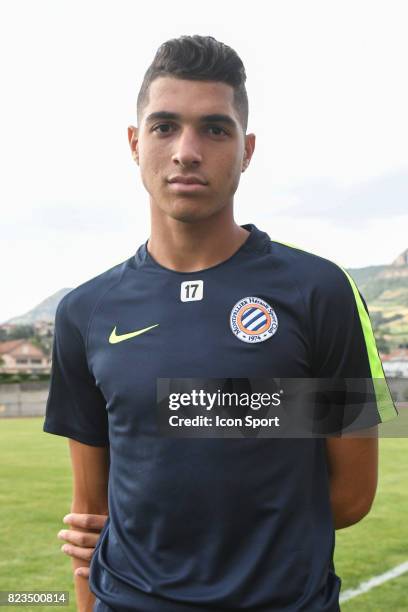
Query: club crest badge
230 296 278 343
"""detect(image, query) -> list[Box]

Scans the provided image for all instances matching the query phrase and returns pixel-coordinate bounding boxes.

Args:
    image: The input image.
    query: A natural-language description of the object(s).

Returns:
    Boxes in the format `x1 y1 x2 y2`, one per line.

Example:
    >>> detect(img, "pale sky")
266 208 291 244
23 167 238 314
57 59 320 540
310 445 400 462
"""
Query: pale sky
1 0 407 323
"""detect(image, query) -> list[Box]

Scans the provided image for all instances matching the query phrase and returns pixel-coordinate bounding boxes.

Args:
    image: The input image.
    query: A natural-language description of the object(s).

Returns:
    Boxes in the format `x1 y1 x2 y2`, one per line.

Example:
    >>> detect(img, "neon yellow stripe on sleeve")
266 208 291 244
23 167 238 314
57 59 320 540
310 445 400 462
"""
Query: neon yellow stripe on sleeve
270 238 398 423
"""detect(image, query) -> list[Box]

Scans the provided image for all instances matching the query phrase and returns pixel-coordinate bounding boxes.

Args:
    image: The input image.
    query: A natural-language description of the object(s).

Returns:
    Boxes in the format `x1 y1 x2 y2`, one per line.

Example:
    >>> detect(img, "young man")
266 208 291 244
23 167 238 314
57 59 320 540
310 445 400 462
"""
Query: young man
44 35 398 612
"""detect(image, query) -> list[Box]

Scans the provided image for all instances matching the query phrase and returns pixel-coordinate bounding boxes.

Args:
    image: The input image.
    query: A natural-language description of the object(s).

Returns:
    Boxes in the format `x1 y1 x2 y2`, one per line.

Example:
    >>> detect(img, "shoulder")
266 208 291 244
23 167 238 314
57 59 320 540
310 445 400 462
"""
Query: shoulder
267 239 358 306
55 256 132 336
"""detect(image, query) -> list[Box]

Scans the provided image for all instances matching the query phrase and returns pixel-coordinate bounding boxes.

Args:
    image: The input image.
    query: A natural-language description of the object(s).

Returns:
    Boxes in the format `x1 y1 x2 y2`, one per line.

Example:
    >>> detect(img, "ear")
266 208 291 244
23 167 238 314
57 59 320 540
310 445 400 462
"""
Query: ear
128 125 139 165
242 132 256 172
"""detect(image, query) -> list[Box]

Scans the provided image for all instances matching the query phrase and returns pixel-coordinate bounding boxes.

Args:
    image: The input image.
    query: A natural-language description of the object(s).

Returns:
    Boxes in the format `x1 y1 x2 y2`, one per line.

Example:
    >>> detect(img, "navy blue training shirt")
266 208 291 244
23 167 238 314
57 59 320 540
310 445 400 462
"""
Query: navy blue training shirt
43 223 398 611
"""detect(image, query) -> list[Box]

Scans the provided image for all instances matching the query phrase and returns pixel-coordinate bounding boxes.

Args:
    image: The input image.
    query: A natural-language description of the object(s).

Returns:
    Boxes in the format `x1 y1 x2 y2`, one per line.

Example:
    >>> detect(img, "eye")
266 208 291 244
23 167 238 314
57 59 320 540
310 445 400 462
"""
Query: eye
152 123 175 135
207 125 228 136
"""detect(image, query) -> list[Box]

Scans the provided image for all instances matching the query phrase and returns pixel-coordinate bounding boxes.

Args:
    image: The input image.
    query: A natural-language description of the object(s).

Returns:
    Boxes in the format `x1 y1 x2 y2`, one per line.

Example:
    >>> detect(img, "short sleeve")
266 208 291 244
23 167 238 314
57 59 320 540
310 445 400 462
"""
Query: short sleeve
43 295 109 447
310 264 398 432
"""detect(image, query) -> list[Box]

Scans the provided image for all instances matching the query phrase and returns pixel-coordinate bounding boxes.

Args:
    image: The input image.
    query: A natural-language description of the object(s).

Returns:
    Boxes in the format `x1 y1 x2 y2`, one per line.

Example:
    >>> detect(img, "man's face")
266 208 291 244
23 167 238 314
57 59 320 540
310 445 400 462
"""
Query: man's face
128 77 255 223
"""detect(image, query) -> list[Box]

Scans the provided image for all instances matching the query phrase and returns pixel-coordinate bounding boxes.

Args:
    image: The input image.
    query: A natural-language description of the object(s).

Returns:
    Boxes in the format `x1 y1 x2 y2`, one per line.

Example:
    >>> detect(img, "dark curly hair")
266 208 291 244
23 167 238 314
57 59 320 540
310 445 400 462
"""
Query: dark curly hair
136 35 248 133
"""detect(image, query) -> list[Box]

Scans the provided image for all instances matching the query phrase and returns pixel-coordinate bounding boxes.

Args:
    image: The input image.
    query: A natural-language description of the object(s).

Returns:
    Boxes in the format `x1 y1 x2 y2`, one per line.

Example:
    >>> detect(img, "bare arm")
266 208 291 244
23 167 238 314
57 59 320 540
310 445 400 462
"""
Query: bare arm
325 426 378 529
68 439 110 612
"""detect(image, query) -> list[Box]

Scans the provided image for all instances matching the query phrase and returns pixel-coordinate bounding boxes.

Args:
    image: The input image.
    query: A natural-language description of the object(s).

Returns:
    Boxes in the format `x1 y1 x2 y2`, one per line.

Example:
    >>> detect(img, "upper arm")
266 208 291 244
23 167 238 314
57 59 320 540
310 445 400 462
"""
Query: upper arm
311 263 398 433
69 439 110 513
43 294 109 447
325 426 379 516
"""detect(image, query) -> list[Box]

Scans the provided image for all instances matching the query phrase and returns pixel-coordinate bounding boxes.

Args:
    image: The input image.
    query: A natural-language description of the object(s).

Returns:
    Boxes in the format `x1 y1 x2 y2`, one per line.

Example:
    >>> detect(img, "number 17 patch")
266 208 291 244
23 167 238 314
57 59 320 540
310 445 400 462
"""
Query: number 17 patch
180 280 204 302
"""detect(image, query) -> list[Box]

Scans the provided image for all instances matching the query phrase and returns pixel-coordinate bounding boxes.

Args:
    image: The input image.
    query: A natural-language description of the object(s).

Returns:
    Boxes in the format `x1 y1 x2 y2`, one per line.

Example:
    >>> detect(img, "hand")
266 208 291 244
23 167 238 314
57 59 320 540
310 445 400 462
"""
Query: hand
57 513 108 578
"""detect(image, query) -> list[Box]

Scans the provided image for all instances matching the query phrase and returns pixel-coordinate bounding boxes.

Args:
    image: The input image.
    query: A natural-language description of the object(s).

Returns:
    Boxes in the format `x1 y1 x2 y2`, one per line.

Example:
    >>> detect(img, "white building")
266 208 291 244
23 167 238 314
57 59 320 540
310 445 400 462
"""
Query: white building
381 348 408 378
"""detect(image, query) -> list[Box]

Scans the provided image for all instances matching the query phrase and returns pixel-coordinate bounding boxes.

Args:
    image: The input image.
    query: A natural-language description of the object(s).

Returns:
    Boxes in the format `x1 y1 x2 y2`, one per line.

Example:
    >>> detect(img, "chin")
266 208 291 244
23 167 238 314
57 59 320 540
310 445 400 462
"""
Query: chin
162 199 219 224
168 209 214 224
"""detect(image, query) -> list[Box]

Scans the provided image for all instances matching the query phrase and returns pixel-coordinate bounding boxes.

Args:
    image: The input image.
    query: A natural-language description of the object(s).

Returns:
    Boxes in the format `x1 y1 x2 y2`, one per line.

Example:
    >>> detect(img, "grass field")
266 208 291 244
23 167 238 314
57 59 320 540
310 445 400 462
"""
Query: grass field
0 417 407 611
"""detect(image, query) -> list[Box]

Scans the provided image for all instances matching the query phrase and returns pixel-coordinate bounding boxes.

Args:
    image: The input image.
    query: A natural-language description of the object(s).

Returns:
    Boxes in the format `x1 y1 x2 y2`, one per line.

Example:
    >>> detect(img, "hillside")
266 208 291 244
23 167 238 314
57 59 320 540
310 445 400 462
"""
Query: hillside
348 248 408 350
5 289 72 325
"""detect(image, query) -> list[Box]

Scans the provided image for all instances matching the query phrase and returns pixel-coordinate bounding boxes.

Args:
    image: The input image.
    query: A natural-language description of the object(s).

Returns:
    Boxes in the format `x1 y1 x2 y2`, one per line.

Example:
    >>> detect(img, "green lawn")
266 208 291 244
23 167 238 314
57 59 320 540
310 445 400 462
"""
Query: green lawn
0 418 407 611
335 437 408 611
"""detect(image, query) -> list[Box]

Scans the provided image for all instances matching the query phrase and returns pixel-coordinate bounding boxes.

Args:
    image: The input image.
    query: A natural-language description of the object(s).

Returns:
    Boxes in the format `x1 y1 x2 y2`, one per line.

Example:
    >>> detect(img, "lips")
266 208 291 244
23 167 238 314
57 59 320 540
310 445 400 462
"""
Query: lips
167 181 208 193
167 175 208 185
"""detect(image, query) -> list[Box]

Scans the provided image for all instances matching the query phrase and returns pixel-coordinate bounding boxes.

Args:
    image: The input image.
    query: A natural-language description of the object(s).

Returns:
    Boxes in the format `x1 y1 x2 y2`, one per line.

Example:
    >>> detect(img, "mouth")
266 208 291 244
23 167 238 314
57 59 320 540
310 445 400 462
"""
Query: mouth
167 175 209 193
167 182 209 193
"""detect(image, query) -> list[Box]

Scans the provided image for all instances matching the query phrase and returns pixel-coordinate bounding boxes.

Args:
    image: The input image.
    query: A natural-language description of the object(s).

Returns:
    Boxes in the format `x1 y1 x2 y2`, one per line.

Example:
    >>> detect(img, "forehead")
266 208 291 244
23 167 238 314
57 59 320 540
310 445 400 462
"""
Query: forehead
142 76 237 122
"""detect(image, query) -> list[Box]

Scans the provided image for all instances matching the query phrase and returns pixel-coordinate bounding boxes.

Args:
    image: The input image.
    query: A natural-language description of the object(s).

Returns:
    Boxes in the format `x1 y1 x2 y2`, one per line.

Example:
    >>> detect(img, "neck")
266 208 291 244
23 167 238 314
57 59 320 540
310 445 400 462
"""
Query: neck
146 203 250 273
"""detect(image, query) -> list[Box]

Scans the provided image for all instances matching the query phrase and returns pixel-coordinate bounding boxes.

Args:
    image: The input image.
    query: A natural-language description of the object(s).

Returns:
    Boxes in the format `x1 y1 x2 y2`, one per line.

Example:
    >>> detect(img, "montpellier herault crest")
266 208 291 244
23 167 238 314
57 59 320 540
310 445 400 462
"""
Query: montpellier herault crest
230 296 278 343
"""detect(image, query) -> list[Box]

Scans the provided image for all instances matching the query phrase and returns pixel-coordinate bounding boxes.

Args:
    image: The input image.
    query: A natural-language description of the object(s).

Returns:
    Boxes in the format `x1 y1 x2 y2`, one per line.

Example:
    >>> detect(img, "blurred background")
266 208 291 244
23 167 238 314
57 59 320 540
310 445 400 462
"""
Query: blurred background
0 1 407 610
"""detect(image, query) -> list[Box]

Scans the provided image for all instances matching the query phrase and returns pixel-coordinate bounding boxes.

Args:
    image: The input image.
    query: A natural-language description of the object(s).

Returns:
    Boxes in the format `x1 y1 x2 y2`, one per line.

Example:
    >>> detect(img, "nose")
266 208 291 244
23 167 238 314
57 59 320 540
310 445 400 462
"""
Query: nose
171 127 202 168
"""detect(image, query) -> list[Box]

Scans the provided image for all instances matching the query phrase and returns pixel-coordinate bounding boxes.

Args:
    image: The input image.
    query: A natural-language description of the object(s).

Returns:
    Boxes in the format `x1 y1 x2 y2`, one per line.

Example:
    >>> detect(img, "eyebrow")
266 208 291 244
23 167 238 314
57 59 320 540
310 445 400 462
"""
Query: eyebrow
144 111 237 129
